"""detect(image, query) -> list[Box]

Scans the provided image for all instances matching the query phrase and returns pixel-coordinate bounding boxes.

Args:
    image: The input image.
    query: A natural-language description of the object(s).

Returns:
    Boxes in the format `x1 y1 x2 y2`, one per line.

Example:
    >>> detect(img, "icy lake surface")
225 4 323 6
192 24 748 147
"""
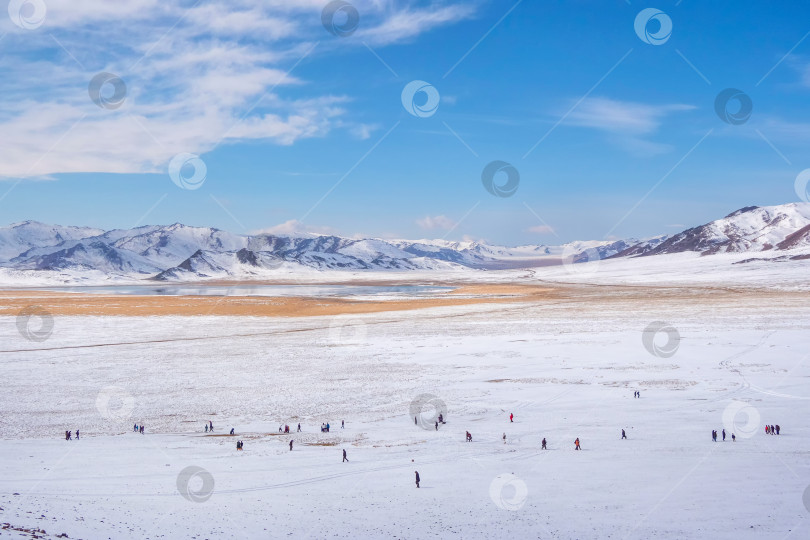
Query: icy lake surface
32 284 455 297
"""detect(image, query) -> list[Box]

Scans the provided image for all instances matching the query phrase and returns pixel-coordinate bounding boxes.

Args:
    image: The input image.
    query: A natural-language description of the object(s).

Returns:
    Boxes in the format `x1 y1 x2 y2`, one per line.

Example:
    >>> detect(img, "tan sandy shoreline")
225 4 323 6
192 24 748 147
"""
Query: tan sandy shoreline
0 283 560 317
1 281 807 317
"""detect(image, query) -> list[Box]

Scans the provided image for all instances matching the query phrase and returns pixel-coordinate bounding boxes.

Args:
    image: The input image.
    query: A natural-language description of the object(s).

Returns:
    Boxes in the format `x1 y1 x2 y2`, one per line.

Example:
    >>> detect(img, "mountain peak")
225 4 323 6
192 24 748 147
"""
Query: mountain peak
724 206 760 219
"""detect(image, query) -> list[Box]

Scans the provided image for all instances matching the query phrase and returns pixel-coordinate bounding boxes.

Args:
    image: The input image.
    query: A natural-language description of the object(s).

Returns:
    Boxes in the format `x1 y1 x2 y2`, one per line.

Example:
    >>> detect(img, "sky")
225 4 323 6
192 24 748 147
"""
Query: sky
0 0 809 245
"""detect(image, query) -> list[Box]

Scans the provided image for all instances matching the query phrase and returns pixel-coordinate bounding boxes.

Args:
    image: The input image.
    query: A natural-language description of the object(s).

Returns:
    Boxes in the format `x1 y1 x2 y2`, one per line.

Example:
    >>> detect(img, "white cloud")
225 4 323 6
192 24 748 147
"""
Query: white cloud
527 225 555 235
0 0 475 179
252 219 337 236
348 123 379 140
566 97 695 135
358 4 476 45
416 215 457 230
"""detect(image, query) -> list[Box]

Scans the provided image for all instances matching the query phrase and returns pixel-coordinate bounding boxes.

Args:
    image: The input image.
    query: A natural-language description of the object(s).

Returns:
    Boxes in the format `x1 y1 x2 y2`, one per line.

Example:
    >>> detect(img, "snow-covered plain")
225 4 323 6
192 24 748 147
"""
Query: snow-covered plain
1 271 810 539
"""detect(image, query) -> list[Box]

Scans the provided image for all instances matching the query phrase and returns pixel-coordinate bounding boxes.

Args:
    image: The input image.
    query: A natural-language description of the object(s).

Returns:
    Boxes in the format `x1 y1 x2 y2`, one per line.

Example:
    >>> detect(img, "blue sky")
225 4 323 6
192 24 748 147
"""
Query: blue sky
1 0 809 244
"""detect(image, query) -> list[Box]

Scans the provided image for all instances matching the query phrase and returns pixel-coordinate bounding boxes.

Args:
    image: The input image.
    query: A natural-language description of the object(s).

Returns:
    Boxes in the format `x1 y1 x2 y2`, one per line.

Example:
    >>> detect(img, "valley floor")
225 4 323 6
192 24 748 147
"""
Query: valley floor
0 276 809 539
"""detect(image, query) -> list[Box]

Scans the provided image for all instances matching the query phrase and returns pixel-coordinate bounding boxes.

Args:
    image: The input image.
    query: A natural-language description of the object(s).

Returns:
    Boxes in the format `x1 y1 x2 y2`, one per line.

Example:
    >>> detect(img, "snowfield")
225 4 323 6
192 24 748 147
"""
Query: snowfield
1 269 809 539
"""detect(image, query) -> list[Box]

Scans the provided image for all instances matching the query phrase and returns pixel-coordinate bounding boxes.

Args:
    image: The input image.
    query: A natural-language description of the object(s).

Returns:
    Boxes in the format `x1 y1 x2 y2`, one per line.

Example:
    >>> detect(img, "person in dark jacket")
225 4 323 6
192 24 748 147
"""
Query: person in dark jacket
414 471 420 488
289 440 293 451
230 428 235 435
722 429 726 441
621 429 627 439
343 449 348 462
775 425 780 435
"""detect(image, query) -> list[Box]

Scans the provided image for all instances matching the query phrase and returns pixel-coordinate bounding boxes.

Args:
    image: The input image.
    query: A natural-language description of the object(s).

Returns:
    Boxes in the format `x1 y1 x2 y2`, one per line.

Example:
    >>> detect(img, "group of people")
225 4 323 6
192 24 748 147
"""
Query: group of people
133 424 144 434
633 391 641 398
236 440 244 450
712 429 735 442
765 424 781 435
321 423 331 432
65 430 79 440
204 421 213 432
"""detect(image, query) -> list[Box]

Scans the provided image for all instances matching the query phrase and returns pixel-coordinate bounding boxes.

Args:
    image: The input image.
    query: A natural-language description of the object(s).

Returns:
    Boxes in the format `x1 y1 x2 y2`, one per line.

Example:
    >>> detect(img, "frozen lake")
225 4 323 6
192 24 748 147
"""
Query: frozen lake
28 284 455 298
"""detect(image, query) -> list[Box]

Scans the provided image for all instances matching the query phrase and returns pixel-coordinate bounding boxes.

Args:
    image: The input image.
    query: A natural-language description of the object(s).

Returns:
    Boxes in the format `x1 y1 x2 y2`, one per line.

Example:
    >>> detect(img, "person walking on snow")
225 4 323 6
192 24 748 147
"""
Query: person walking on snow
542 438 547 450
435 421 438 431
414 471 420 488
466 431 472 442
140 425 144 434
209 421 213 431
298 423 301 432
343 449 348 462
509 413 513 423
621 429 627 439
722 429 726 441
712 430 717 442
732 433 736 442
289 440 294 451
205 424 208 433
575 438 581 450
341 420 344 429
765 425 769 434
503 433 506 444
76 430 79 440
776 425 780 435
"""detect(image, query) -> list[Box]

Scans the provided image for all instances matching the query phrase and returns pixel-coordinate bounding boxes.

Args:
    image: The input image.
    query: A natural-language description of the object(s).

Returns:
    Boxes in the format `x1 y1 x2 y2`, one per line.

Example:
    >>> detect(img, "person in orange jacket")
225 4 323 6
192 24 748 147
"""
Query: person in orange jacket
575 438 581 450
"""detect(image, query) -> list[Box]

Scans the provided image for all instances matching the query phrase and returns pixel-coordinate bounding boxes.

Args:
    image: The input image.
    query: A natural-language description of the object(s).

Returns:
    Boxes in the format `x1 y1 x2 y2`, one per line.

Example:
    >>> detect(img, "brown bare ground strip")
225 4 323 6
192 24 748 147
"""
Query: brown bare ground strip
0 284 558 317
0 281 808 320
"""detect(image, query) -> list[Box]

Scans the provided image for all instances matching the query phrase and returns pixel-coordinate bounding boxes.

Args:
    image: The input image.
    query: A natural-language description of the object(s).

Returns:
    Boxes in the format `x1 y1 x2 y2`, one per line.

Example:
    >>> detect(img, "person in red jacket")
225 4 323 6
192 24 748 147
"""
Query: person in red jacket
509 413 514 422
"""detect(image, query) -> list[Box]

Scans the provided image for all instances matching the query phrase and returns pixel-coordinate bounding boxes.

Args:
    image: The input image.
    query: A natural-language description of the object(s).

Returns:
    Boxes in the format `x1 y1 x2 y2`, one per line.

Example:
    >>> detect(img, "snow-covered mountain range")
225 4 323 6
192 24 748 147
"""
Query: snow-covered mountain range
0 203 808 283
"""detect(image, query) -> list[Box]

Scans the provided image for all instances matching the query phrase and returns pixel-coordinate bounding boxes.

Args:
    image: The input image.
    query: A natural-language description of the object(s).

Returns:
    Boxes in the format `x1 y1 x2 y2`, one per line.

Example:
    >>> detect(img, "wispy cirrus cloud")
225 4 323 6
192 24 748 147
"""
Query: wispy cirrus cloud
561 97 695 155
0 0 475 179
358 4 476 45
566 97 695 135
